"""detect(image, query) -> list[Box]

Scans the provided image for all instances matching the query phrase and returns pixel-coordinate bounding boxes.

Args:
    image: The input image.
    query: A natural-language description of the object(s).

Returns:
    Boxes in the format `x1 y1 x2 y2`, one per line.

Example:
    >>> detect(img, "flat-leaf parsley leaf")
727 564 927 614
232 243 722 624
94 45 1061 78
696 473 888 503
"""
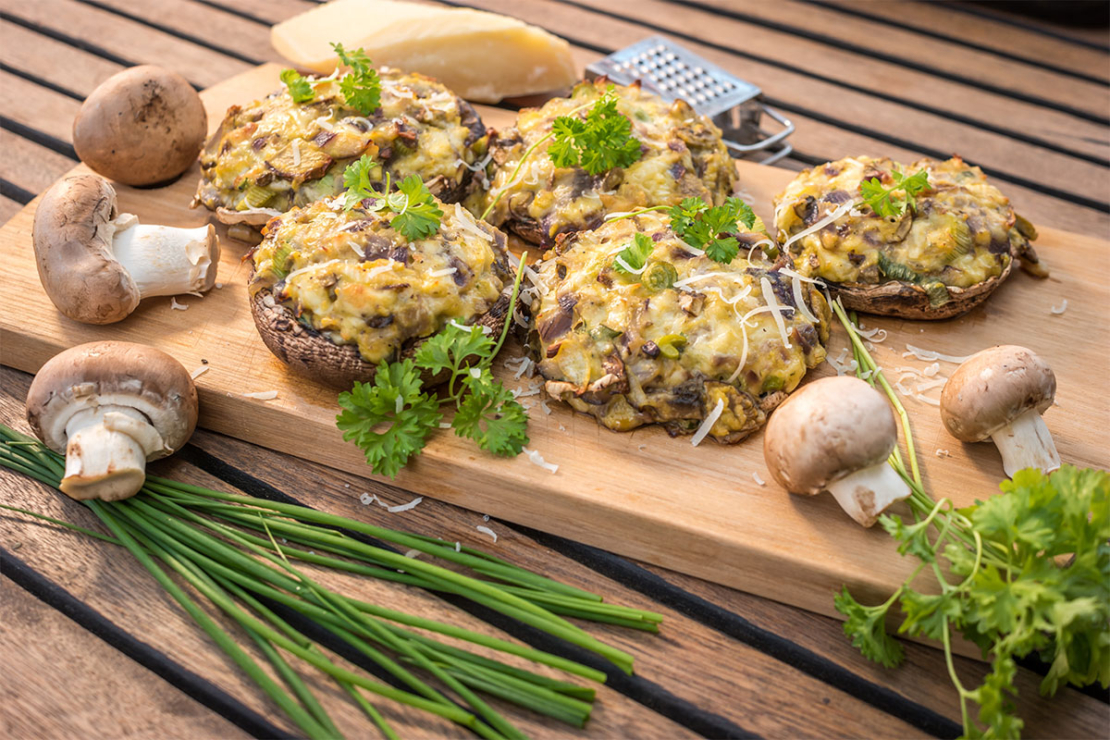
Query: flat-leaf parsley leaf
332 42 382 116
280 68 315 103
860 168 930 218
548 93 642 175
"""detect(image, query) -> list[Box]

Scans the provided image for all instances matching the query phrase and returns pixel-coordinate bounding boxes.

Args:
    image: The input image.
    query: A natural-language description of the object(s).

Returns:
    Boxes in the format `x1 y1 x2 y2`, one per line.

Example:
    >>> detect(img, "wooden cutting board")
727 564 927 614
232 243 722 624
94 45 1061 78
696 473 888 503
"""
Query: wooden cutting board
2 64 1106 623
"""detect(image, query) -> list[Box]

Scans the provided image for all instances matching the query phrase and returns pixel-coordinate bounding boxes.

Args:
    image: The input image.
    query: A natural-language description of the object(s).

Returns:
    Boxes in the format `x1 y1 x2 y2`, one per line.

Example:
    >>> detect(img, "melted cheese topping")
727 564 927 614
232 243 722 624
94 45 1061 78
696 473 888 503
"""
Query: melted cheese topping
529 212 829 442
773 156 1026 288
196 70 486 215
251 197 510 363
480 79 737 245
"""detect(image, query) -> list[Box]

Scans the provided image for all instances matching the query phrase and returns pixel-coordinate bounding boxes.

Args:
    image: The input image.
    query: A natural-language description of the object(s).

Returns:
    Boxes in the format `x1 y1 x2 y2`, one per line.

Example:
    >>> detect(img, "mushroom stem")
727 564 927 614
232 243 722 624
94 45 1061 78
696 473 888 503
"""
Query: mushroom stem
990 408 1060 478
111 215 219 298
826 461 912 527
60 406 166 501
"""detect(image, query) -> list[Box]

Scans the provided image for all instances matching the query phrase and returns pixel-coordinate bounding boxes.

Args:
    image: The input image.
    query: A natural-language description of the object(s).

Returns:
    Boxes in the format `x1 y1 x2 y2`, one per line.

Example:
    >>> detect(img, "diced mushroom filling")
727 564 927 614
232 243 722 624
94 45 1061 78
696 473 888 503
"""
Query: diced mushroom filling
527 211 829 442
196 70 487 215
250 200 510 363
774 156 1033 290
480 79 737 245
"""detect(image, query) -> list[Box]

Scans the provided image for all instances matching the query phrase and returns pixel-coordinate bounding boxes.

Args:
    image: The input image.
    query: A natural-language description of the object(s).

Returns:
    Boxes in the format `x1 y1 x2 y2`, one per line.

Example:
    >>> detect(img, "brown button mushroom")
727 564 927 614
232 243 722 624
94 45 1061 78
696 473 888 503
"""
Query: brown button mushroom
74 65 207 186
940 345 1059 478
33 174 220 324
26 341 199 502
763 376 911 527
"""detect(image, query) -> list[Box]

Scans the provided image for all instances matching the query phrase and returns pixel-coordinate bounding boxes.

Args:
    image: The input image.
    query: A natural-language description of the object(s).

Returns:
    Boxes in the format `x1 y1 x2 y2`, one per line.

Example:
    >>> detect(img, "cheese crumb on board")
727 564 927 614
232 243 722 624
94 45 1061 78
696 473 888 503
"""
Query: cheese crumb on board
271 0 577 103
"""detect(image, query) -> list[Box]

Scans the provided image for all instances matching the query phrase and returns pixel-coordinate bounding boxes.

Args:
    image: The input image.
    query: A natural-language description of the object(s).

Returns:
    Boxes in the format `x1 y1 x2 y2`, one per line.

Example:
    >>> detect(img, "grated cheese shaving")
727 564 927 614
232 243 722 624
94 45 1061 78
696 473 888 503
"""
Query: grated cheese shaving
190 366 209 380
615 255 647 275
691 399 724 447
760 277 792 349
789 275 819 324
1050 299 1068 315
170 297 188 311
752 471 766 486
781 199 858 252
476 525 498 542
452 203 494 241
936 449 951 458
241 391 279 401
903 344 973 364
522 447 558 473
387 496 423 513
291 138 301 167
429 267 458 277
403 549 421 558
285 259 341 284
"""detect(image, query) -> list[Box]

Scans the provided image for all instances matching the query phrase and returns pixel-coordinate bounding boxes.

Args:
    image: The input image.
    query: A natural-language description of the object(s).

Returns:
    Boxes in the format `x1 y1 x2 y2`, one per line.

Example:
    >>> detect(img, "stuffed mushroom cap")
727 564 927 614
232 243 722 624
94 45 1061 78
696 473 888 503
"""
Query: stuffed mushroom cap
249 196 512 388
527 210 830 442
194 69 488 225
773 156 1042 319
480 79 738 247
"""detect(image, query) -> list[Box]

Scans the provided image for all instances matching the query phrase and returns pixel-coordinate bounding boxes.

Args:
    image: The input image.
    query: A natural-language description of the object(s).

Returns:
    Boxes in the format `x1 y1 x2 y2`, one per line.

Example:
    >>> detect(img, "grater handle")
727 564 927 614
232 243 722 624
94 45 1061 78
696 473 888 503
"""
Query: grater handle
724 104 795 163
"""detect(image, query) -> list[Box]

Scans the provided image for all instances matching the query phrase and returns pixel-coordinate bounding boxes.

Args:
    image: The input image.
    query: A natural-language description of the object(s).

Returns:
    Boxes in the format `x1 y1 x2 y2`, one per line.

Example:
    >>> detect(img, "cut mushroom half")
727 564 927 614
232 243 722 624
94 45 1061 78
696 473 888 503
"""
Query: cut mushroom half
33 175 220 325
25 341 199 501
940 345 1060 478
763 375 911 527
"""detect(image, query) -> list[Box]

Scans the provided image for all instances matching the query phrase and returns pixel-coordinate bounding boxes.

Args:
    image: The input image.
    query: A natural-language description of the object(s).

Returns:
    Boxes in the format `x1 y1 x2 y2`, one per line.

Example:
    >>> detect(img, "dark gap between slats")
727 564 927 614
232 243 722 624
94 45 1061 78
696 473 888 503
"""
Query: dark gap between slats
0 117 78 161
0 63 85 101
435 1 1110 211
546 0 1110 167
942 3 1110 53
178 444 762 740
0 12 136 69
74 0 264 67
0 179 36 206
190 0 273 28
651 0 1109 125
0 547 296 740
800 0 1110 87
501 522 962 739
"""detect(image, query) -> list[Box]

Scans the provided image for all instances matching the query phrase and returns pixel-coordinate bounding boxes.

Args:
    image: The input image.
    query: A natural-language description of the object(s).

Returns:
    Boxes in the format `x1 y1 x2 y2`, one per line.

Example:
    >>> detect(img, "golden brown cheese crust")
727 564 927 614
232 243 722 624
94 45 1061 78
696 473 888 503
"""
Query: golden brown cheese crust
480 79 737 247
773 156 1036 318
527 211 829 442
195 70 487 218
250 197 511 372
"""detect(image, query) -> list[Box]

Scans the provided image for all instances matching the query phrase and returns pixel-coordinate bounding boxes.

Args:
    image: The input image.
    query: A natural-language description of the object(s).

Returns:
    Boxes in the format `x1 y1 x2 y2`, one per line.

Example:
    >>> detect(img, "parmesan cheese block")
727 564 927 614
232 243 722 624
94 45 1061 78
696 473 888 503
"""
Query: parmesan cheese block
271 0 578 103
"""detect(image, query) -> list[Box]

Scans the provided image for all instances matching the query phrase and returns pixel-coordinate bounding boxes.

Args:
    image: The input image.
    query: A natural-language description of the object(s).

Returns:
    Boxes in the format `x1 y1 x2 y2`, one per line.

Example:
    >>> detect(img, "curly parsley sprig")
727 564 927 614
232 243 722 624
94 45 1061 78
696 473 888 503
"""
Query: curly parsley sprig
342 156 443 241
831 300 1109 739
337 254 530 477
280 42 382 115
480 90 640 221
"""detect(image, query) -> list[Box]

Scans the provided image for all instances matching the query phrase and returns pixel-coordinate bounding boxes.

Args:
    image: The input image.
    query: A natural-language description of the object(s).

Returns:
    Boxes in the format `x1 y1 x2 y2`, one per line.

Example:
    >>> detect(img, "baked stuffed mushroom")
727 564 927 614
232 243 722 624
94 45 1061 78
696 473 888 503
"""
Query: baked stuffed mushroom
527 211 829 442
773 156 1042 319
195 70 487 226
249 197 512 388
480 79 737 247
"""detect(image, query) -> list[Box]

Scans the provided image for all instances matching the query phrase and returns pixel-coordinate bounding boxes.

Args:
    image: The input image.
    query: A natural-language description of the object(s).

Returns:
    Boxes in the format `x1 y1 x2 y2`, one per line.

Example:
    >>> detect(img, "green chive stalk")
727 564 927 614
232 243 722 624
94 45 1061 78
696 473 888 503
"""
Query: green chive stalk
0 423 664 739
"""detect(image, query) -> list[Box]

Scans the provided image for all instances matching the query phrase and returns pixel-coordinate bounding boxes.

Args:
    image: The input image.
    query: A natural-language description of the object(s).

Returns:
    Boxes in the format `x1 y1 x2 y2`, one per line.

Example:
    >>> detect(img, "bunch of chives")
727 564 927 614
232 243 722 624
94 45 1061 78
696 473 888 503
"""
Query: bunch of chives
0 424 662 739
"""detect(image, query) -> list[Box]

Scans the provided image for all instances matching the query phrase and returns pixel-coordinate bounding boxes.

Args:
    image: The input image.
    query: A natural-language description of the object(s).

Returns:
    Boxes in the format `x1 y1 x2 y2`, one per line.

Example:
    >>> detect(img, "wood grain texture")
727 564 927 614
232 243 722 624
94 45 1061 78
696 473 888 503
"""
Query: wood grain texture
0 130 77 197
0 21 125 97
178 414 1109 740
2 63 1106 630
0 574 251 740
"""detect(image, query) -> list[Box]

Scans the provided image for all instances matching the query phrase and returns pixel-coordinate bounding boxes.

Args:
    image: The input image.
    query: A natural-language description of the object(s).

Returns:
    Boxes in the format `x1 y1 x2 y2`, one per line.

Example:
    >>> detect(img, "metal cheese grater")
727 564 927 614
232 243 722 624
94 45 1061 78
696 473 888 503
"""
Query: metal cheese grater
586 36 794 164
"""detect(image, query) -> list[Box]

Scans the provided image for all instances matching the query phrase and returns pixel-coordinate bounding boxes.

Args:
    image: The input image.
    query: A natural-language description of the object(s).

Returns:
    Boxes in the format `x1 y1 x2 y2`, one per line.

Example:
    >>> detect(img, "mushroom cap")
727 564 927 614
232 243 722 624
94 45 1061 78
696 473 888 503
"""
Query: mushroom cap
26 341 199 459
763 375 899 495
940 345 1055 442
249 284 510 389
73 65 207 186
33 175 141 325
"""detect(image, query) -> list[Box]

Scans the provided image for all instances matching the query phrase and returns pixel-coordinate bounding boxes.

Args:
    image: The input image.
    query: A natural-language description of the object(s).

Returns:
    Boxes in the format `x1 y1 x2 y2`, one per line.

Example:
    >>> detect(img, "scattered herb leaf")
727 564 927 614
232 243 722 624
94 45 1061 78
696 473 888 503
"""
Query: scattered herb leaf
613 233 654 275
667 196 756 264
860 168 930 218
331 42 382 116
280 69 315 103
341 157 442 241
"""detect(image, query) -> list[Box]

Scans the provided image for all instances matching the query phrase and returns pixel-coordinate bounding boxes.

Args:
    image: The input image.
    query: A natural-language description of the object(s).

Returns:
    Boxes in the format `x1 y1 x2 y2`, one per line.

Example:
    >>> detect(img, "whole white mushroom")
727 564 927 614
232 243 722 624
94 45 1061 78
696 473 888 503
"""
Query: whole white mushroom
33 175 219 324
763 376 911 527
